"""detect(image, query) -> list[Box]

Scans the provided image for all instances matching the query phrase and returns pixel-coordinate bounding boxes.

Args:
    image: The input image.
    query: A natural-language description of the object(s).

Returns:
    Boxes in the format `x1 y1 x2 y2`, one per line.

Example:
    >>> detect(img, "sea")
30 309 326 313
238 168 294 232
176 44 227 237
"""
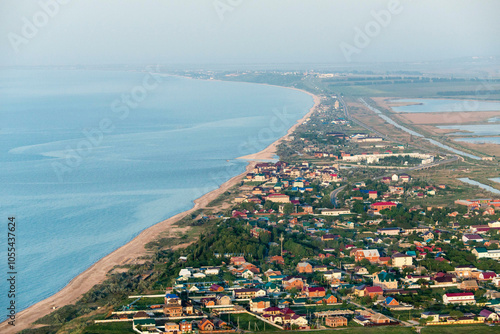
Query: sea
0 69 314 313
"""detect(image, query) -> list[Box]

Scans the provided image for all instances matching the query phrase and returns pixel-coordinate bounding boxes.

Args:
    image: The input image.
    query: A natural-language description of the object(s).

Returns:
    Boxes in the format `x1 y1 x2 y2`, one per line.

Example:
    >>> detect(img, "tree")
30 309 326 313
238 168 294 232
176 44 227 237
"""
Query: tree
283 203 294 216
449 310 463 318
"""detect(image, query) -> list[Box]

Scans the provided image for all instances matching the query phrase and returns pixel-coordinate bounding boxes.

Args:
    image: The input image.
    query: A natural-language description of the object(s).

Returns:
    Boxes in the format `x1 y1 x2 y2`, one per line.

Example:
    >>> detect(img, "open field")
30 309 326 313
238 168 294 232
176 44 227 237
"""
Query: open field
393 110 500 125
220 313 280 332
421 324 500 334
259 326 414 334
329 81 500 99
82 322 135 334
455 140 500 157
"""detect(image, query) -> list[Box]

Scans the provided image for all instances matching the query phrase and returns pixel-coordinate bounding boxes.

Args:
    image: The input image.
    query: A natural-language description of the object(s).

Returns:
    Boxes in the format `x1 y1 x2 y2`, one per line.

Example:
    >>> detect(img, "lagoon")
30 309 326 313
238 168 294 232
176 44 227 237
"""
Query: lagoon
391 98 500 113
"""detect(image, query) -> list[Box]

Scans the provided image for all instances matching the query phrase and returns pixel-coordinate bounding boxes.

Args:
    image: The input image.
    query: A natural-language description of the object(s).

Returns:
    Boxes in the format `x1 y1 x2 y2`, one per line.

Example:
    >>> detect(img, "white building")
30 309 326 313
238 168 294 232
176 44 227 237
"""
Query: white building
392 253 413 268
443 292 475 305
321 208 351 216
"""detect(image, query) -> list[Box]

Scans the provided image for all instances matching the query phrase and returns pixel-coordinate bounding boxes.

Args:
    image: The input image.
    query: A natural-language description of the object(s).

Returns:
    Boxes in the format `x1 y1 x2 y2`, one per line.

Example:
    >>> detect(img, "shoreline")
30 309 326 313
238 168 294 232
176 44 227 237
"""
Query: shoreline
1 79 320 334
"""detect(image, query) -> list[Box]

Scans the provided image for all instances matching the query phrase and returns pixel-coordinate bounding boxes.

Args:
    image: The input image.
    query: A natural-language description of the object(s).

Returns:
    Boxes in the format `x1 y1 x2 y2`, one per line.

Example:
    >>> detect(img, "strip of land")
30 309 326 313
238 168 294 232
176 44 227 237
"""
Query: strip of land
238 92 321 160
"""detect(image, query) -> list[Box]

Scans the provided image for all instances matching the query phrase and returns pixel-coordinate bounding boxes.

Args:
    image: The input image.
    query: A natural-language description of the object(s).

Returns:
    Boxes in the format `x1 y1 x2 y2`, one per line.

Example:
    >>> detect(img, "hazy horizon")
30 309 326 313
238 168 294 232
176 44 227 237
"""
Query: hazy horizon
1 0 499 67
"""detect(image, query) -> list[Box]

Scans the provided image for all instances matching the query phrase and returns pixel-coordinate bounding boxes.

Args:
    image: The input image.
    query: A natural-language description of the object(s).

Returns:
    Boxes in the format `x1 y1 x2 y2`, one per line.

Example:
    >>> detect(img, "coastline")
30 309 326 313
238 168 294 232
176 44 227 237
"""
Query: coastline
237 90 321 160
1 81 320 334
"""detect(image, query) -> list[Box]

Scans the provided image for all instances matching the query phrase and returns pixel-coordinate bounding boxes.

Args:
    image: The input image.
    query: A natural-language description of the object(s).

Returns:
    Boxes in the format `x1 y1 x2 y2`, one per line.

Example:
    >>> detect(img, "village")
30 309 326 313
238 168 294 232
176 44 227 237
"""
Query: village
94 155 500 333
81 94 500 334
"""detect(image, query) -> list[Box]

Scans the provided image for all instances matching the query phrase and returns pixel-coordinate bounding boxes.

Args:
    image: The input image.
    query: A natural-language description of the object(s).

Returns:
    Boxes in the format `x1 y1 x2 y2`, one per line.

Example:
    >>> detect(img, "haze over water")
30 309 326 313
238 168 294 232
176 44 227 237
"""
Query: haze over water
0 69 314 311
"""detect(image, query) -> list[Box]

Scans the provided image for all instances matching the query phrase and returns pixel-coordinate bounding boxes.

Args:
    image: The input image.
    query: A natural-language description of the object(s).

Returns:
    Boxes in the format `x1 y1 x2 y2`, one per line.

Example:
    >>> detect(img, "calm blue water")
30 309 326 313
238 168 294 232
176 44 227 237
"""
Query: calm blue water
437 124 500 136
0 69 314 312
455 137 500 145
360 98 481 160
459 178 500 195
391 98 500 113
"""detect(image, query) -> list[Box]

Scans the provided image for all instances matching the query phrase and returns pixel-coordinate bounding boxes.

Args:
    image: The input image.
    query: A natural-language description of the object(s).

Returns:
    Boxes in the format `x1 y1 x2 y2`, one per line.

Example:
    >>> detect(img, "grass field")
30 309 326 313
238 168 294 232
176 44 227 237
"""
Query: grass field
220 312 280 332
329 81 500 99
290 303 356 314
125 296 165 310
421 324 500 334
82 321 135 334
257 325 413 334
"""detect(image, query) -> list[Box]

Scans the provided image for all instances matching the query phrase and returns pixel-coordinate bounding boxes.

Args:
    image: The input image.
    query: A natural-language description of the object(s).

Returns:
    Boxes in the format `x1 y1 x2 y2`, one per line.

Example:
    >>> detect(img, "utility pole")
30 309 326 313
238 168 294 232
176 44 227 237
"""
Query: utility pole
280 233 285 257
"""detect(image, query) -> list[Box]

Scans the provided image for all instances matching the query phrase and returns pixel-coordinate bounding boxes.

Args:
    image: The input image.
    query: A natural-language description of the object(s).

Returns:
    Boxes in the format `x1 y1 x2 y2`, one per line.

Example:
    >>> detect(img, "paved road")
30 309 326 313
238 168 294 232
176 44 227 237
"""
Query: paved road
338 96 461 178
372 156 460 180
330 185 347 208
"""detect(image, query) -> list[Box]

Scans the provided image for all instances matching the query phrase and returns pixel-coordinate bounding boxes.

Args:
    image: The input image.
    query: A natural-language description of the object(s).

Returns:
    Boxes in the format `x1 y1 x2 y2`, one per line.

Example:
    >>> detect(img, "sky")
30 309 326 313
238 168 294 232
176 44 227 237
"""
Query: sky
1 0 499 66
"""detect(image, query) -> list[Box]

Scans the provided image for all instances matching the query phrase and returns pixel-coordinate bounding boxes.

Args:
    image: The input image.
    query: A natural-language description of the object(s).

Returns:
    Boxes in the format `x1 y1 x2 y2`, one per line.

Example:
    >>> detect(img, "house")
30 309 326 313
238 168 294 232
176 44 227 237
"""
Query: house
290 314 308 326
268 255 285 265
325 316 347 327
371 313 391 324
385 296 399 306
354 249 380 263
242 269 255 279
198 319 215 331
133 311 149 319
463 234 484 243
182 300 194 315
305 287 326 298
473 247 500 259
216 295 231 305
455 265 477 278
266 193 291 203
233 288 265 299
392 253 413 268
373 271 398 290
399 174 411 183
377 227 400 236
322 294 338 304
164 322 180 332
480 309 500 321
368 191 378 199
458 280 479 291
163 303 183 317
165 293 181 305
209 284 224 292
179 320 192 332
479 272 497 280
354 267 369 275
364 286 384 298
296 262 313 274
322 234 339 241
354 316 371 326
282 276 305 290
250 297 271 313
179 268 192 277
443 292 475 305
230 256 246 266
370 202 397 212
421 311 439 323
205 267 220 275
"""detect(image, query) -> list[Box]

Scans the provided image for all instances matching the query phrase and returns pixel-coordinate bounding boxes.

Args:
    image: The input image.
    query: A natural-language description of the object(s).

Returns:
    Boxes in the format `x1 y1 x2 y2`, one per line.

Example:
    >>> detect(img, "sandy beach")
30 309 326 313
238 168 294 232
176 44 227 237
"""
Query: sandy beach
238 90 321 160
1 85 320 334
